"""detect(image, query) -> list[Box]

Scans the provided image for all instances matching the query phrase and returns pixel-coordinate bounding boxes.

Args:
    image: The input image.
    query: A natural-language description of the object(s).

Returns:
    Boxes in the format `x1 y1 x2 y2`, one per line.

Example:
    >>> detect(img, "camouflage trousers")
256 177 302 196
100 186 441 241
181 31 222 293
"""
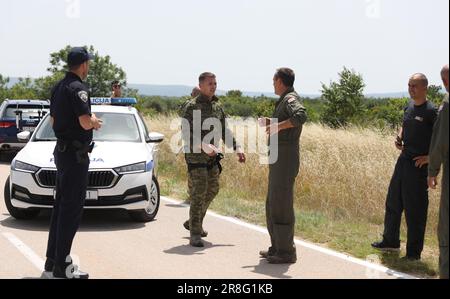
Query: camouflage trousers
188 165 220 236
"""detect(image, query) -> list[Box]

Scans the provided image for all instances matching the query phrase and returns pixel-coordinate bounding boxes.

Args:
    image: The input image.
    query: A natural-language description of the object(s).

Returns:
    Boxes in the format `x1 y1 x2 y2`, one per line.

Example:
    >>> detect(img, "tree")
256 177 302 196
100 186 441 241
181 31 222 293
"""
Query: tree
7 78 39 99
34 73 65 99
320 67 366 128
428 85 445 106
226 90 243 98
37 45 127 98
368 97 409 129
0 74 10 102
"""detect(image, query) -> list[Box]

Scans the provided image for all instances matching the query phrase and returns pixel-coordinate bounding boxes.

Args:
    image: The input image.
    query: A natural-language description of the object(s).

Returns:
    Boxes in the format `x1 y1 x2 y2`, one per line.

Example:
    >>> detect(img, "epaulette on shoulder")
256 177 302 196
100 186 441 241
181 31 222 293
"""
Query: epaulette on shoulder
67 80 84 92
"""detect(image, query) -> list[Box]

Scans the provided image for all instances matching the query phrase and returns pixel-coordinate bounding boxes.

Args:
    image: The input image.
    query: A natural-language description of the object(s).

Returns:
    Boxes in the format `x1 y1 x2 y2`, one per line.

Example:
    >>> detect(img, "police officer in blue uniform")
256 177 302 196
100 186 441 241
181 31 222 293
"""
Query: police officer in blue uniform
44 47 102 279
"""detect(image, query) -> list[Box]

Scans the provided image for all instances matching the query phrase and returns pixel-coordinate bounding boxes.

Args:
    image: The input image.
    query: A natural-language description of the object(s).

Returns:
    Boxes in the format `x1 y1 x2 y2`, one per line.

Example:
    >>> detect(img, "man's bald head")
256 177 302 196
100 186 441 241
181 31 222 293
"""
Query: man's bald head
410 73 429 88
441 64 449 92
409 73 429 102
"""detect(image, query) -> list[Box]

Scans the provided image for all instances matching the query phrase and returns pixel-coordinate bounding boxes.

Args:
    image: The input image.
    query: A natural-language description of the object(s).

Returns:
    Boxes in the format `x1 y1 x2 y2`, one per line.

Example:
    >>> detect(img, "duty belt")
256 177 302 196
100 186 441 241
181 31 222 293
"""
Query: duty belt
188 153 224 174
56 139 95 163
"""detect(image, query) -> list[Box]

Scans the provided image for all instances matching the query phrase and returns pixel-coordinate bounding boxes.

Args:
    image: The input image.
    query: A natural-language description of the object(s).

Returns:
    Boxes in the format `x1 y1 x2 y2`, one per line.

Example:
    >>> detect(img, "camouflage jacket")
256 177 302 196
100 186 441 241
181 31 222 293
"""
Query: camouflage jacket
181 94 238 164
429 94 449 177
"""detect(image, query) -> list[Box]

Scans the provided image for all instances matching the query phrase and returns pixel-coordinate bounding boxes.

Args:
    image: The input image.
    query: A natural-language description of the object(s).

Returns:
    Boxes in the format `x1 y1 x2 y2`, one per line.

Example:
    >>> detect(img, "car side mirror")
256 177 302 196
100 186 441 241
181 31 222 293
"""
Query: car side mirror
148 132 164 143
17 131 31 143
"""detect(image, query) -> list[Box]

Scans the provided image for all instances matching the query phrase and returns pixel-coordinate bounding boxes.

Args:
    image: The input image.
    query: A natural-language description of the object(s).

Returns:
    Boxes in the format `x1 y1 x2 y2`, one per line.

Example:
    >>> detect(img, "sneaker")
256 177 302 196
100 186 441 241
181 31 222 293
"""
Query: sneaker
371 240 400 252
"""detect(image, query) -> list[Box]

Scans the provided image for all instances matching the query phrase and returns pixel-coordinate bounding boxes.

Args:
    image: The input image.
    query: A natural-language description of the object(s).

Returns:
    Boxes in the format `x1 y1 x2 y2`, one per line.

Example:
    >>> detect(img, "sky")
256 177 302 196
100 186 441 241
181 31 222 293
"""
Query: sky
0 0 449 94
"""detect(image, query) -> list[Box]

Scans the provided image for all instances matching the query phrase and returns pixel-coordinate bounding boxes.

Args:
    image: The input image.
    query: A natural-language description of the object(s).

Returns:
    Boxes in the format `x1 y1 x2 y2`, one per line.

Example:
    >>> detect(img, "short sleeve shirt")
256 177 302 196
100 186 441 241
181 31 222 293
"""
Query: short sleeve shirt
50 72 93 143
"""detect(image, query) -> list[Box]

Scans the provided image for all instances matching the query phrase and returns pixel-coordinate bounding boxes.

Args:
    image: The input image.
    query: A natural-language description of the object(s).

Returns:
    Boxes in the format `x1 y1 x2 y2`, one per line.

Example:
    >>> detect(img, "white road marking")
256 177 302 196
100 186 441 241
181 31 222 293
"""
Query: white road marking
161 196 418 280
1 232 45 273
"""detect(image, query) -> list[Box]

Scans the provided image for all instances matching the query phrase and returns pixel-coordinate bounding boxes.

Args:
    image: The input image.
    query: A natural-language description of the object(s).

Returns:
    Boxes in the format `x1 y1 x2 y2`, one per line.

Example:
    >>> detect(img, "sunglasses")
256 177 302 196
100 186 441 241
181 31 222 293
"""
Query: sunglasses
113 85 121 88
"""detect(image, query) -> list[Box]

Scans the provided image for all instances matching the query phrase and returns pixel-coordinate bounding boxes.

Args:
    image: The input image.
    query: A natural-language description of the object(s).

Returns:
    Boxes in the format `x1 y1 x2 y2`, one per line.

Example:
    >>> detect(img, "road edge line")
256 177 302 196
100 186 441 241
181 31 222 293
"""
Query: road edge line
161 196 419 280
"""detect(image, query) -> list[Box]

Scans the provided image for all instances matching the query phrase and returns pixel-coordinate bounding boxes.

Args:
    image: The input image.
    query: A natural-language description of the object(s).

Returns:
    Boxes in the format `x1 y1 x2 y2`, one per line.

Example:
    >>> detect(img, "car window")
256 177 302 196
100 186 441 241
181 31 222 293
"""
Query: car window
34 112 142 143
93 113 141 142
4 105 49 119
137 112 151 142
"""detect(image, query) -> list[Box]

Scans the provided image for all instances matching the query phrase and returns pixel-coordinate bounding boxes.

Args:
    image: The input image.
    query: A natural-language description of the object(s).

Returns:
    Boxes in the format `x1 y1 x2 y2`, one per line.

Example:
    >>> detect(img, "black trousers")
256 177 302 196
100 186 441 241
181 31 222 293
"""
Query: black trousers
266 145 300 257
383 156 429 257
46 146 89 267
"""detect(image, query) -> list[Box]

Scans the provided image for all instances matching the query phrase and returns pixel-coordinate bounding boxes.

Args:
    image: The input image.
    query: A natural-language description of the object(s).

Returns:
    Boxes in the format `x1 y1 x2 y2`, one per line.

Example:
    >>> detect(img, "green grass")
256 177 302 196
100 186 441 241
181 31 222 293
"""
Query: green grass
158 161 439 278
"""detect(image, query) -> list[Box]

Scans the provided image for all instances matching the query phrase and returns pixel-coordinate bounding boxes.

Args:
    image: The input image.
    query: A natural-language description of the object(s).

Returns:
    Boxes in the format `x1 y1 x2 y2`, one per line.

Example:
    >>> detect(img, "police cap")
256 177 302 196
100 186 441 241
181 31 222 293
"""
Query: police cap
67 47 94 67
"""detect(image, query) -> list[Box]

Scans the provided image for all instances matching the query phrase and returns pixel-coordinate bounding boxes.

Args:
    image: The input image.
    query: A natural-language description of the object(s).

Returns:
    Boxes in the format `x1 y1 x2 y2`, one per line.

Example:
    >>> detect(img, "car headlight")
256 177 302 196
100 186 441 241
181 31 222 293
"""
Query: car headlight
114 162 146 175
12 160 40 174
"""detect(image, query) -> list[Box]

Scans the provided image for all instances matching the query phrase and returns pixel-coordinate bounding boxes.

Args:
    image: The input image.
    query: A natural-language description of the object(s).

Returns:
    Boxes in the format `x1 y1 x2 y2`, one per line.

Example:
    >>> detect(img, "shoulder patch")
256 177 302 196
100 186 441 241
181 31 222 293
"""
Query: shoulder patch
78 91 89 103
287 97 297 104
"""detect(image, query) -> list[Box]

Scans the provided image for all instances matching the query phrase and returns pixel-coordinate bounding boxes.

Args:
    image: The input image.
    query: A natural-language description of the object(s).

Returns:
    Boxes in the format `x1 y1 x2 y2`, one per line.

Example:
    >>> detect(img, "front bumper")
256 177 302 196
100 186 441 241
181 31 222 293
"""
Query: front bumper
10 169 153 211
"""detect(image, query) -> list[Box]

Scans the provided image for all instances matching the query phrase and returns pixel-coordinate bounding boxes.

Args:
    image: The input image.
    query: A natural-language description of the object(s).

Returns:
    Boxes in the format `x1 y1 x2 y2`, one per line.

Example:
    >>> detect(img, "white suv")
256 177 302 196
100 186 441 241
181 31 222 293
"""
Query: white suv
4 98 164 222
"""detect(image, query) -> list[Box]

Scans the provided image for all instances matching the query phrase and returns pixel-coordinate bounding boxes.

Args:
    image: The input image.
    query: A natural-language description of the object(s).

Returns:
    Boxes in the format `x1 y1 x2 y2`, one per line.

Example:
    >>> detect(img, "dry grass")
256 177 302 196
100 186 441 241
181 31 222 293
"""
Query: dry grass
147 115 441 277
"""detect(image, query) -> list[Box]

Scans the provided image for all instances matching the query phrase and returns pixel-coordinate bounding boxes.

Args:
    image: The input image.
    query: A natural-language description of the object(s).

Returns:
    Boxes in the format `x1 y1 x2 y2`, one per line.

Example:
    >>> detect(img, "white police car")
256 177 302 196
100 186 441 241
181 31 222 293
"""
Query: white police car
4 98 164 223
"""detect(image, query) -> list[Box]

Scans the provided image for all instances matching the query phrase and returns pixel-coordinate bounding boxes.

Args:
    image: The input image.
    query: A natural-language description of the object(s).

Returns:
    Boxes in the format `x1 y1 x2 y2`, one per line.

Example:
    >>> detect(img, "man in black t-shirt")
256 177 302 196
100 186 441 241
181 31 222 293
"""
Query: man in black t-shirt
372 73 438 261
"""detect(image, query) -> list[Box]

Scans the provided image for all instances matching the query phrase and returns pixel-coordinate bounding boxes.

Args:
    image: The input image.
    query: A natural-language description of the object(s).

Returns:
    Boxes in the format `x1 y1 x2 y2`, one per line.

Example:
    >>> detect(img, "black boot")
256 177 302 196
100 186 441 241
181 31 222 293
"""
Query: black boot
189 234 205 248
184 220 208 237
53 263 89 279
44 258 54 272
371 240 400 252
259 248 276 259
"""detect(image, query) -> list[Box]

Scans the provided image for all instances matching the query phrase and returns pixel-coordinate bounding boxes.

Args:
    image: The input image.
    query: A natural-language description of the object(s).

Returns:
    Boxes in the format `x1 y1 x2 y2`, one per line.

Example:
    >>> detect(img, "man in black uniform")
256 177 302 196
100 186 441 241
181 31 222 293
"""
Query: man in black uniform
372 73 438 261
44 47 102 279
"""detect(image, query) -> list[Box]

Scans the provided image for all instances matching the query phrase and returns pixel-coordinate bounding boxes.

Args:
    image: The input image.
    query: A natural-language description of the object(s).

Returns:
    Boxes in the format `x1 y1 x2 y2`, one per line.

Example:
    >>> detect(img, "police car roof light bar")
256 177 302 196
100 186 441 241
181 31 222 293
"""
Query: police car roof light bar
91 98 138 106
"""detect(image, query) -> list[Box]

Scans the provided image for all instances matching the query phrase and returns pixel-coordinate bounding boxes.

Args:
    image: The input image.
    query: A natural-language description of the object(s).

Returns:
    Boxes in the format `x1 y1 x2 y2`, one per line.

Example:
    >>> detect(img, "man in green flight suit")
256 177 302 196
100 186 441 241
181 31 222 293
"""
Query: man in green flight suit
259 68 308 264
428 64 449 279
181 72 246 247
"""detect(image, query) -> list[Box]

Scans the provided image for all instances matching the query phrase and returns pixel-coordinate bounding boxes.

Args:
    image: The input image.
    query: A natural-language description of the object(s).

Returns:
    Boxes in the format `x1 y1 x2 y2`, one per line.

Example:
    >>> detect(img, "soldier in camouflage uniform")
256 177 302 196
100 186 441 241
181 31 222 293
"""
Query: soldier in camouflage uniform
179 87 202 204
181 72 246 247
259 68 307 264
428 65 449 279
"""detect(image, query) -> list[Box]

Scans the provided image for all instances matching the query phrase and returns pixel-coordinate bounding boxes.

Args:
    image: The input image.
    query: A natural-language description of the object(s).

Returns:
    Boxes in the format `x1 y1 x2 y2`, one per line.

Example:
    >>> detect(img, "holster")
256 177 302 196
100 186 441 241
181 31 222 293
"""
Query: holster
56 140 95 164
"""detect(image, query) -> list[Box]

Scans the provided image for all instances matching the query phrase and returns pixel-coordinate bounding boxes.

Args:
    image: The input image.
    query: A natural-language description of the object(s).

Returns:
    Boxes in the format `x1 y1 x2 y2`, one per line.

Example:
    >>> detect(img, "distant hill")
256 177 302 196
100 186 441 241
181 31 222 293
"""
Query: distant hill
6 77 408 99
365 92 410 99
128 83 279 98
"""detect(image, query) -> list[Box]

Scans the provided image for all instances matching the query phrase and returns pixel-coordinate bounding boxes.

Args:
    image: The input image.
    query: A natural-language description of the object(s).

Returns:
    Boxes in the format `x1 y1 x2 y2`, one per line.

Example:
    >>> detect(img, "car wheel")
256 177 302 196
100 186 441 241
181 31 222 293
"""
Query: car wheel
129 176 160 223
4 176 40 220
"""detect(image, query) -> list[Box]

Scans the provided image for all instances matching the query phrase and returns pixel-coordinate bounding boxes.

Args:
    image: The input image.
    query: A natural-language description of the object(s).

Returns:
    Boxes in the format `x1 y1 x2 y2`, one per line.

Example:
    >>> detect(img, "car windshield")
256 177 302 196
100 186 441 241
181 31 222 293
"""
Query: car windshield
34 112 142 143
5 105 49 119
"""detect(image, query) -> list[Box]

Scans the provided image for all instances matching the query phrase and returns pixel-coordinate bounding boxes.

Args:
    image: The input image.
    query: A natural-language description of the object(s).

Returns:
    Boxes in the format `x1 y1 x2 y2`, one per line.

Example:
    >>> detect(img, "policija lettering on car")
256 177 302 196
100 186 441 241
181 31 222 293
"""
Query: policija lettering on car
50 157 105 163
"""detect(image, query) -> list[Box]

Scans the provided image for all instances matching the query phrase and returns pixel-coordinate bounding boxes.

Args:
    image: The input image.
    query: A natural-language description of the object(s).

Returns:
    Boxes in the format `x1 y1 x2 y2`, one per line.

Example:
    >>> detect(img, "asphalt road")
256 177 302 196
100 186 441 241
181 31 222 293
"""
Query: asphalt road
0 157 416 279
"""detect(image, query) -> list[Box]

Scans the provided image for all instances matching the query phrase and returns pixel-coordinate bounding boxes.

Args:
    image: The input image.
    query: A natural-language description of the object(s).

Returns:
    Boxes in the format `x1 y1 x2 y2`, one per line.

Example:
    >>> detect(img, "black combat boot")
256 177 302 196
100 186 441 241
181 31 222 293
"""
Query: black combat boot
53 263 89 279
184 220 208 238
190 234 205 248
259 248 276 259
